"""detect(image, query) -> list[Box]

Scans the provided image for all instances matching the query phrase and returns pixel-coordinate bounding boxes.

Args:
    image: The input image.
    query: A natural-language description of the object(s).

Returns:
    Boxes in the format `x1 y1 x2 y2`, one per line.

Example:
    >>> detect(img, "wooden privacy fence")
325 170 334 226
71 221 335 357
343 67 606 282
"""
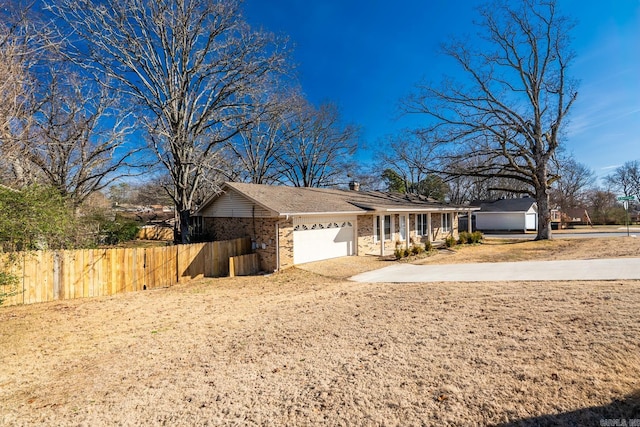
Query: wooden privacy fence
136 225 174 241
229 253 260 277
0 237 252 307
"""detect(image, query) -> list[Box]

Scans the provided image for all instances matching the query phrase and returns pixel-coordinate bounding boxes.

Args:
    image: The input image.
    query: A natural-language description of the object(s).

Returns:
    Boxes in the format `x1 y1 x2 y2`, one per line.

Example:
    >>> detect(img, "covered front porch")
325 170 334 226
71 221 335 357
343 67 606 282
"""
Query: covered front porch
358 209 476 256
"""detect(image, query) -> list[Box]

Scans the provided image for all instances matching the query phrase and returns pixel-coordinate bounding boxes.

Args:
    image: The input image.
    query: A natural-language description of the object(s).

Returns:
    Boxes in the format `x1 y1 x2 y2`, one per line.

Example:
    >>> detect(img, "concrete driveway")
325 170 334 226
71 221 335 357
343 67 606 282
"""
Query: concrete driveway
349 258 640 283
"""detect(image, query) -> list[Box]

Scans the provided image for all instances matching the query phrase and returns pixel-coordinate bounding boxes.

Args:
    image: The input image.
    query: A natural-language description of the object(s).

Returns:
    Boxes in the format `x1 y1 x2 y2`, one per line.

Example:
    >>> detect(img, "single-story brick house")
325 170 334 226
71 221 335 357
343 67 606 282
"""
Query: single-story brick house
194 182 479 272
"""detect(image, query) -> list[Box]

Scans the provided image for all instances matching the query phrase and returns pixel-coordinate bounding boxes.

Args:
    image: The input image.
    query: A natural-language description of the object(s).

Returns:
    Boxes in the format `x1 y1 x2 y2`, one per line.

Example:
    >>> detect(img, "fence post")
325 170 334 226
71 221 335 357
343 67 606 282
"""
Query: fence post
176 244 180 285
22 252 25 305
229 256 235 278
53 251 60 301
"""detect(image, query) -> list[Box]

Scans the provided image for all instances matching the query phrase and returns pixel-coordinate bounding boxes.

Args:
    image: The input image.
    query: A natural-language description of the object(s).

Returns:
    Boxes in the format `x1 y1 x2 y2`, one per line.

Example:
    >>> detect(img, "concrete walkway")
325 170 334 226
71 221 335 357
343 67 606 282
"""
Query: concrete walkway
349 258 640 283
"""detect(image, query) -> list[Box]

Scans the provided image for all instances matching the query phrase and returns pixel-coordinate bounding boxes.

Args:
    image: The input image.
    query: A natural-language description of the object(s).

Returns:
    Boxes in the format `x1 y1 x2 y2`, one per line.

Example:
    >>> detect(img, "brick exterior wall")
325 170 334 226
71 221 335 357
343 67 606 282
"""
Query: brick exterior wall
451 212 460 240
432 213 443 240
357 215 376 255
357 214 407 256
278 218 294 270
205 211 461 269
431 212 459 241
204 217 281 273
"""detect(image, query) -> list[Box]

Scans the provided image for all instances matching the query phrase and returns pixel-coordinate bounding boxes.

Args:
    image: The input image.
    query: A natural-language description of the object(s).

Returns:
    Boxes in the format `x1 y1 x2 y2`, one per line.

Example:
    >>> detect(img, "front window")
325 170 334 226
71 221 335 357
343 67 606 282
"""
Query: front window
374 215 392 242
442 213 452 232
399 215 406 241
416 214 428 236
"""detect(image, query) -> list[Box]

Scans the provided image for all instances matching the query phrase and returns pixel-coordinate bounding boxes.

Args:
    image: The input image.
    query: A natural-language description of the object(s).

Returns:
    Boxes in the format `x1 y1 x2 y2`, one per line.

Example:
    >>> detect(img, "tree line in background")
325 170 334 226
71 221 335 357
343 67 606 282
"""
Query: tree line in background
0 0 359 248
379 151 640 226
376 0 640 234
0 0 637 251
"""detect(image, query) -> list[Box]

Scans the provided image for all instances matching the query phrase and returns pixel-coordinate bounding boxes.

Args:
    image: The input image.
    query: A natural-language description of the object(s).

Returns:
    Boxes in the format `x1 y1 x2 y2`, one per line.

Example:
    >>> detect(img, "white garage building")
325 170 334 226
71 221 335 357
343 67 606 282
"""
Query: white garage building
473 197 538 232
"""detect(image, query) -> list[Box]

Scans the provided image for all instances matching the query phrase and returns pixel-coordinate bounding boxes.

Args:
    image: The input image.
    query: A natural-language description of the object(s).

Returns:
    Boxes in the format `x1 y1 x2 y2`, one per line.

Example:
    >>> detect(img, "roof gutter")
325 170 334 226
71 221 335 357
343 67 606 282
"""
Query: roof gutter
280 210 365 217
365 207 482 213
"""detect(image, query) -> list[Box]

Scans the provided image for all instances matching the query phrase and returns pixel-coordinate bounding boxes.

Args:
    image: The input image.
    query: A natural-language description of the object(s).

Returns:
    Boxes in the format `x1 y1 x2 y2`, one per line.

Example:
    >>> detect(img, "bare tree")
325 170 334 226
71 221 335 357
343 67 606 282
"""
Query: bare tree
403 0 577 239
278 100 359 187
345 166 383 191
379 132 434 195
23 69 144 208
0 2 57 187
48 0 288 242
605 160 640 201
584 188 625 225
223 91 295 184
382 132 529 203
549 156 595 210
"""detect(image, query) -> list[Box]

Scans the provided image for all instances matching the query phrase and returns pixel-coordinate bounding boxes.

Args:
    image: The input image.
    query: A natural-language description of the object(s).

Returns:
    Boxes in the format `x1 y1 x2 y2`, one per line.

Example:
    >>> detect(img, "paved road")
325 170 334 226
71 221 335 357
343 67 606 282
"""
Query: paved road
484 230 640 239
350 258 640 283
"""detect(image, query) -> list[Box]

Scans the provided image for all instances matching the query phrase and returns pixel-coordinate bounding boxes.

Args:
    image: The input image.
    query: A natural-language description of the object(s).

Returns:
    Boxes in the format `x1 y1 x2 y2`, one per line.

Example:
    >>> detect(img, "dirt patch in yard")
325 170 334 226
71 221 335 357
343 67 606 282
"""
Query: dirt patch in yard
1 238 639 426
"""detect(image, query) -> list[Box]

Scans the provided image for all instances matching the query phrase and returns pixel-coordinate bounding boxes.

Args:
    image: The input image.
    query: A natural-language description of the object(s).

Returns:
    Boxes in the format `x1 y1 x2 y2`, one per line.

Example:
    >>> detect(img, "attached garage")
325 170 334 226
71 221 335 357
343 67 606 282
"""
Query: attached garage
292 216 355 264
196 182 478 273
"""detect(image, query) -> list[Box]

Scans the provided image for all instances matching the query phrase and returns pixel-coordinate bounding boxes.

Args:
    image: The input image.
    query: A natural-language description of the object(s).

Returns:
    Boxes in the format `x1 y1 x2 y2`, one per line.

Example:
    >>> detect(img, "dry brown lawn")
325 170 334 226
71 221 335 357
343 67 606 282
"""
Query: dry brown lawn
1 237 639 426
416 236 640 265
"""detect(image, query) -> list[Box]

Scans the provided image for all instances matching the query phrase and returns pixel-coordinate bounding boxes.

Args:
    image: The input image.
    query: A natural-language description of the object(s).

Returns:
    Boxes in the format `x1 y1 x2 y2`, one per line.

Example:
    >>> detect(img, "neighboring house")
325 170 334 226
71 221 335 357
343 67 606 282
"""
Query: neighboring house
194 182 478 272
473 197 538 232
559 208 591 227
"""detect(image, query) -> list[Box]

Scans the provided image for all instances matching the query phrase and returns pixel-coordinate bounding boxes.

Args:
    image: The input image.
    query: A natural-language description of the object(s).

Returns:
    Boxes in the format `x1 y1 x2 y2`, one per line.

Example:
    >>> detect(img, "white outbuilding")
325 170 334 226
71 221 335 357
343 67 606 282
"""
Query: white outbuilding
473 197 538 232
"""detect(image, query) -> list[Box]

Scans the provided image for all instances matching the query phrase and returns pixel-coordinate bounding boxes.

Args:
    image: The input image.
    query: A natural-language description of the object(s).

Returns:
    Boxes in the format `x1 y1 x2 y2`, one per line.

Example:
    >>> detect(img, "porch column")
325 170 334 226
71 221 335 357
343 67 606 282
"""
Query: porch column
406 214 410 250
427 213 433 242
467 209 472 233
379 214 385 256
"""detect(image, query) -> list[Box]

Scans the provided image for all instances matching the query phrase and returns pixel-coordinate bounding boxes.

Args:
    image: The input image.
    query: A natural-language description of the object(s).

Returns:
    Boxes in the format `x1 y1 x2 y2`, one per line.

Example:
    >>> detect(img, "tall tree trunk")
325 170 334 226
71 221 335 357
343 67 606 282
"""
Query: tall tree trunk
179 208 191 244
535 173 553 240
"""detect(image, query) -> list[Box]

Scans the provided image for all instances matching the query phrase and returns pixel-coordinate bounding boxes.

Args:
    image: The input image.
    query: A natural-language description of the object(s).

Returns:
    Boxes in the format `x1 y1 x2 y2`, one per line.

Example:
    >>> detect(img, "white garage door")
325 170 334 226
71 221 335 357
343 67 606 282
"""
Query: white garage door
293 218 355 264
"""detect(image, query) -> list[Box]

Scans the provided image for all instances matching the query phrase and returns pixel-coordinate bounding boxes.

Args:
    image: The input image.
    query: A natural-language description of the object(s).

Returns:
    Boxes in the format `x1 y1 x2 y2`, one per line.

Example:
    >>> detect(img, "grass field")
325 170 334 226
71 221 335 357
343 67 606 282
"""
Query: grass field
1 237 639 426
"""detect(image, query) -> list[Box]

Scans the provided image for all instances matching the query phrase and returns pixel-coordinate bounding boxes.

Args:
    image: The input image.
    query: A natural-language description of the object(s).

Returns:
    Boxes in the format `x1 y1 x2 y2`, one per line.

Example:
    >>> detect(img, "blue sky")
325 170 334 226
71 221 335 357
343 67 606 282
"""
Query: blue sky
243 0 640 183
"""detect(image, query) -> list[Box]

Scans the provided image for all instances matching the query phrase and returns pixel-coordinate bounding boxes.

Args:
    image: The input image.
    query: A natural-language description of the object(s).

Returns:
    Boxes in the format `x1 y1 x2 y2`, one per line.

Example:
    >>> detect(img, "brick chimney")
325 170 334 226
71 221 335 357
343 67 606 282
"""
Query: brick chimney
348 181 360 191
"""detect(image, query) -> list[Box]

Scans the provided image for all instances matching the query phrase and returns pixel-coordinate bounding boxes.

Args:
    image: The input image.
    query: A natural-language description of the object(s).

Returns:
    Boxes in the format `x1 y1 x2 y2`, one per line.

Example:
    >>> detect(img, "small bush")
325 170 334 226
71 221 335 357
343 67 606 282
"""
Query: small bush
458 231 472 244
458 231 483 245
394 248 403 259
403 248 410 258
445 235 457 248
411 245 424 255
99 215 142 245
471 231 484 244
0 270 19 306
424 240 433 252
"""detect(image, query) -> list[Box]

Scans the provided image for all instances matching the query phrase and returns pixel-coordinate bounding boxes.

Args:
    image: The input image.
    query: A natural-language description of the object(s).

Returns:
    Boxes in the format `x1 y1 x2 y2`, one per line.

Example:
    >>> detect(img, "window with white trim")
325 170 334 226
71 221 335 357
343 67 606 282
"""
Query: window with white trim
374 215 392 242
399 215 407 241
442 213 452 232
416 213 428 236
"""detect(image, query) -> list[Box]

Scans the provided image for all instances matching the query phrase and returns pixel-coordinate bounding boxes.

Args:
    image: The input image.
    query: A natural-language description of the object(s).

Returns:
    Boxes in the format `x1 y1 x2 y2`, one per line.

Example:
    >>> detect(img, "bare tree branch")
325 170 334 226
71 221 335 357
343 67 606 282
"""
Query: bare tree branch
605 160 640 202
23 67 149 207
48 0 289 242
402 0 577 239
0 1 60 187
277 99 359 188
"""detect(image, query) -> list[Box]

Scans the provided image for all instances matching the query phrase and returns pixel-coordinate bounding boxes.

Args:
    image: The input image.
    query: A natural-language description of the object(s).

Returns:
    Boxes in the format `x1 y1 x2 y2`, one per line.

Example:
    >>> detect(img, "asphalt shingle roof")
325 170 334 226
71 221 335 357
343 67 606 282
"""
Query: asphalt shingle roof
476 197 536 212
222 182 474 215
225 182 365 214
